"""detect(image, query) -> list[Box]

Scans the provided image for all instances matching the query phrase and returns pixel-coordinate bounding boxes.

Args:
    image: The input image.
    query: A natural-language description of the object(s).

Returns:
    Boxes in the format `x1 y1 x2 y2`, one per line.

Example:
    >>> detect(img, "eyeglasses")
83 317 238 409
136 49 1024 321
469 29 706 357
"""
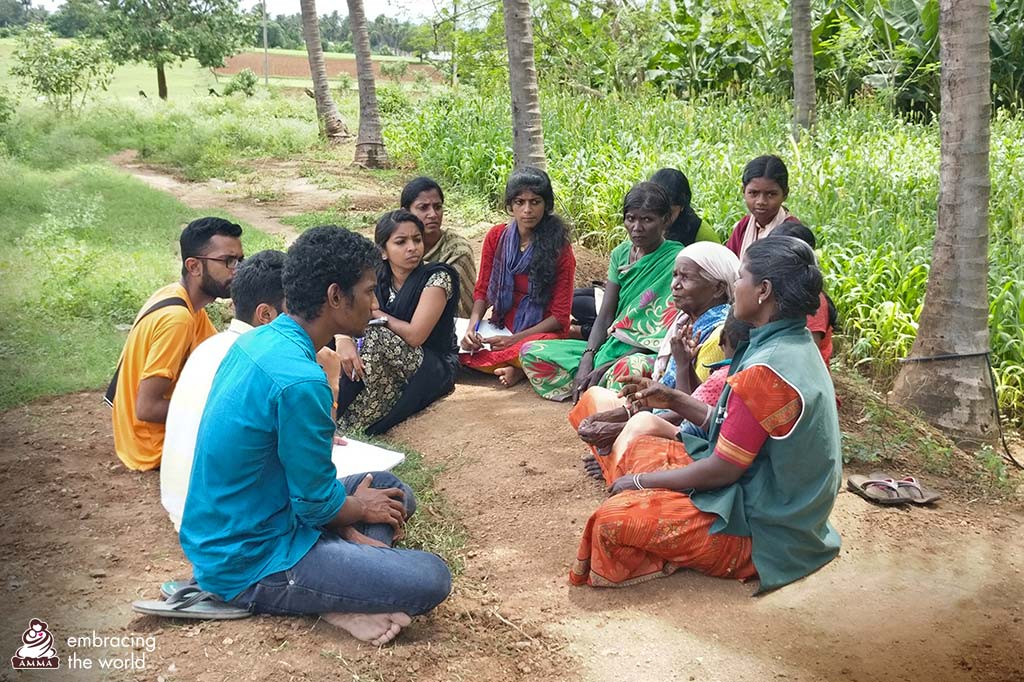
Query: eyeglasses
195 255 245 270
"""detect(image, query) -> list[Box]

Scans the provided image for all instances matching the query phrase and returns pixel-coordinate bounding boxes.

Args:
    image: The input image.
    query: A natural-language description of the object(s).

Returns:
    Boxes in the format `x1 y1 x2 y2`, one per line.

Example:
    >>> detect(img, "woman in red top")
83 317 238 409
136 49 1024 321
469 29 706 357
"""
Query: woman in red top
460 167 576 387
768 220 836 365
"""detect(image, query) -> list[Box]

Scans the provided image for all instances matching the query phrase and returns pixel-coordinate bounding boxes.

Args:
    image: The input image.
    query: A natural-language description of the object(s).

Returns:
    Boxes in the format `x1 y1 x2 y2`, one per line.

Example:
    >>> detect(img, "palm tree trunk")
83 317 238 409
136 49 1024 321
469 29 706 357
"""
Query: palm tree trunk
502 0 546 169
347 0 388 167
791 0 816 137
300 0 349 140
890 0 995 443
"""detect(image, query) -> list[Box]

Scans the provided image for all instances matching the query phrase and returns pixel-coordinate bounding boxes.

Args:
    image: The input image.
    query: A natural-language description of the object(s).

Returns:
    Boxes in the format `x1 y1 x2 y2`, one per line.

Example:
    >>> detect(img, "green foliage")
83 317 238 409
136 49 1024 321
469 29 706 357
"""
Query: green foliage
0 158 281 409
379 59 409 84
0 86 14 128
386 89 1024 419
336 72 354 93
1 96 316 178
375 84 412 119
223 68 258 97
101 0 256 98
9 24 113 113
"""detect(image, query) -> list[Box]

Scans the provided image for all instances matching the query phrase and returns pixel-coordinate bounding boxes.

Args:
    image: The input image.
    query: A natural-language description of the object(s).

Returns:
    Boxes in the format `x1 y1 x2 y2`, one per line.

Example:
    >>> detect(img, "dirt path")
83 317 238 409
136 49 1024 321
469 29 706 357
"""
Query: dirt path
2 379 1021 682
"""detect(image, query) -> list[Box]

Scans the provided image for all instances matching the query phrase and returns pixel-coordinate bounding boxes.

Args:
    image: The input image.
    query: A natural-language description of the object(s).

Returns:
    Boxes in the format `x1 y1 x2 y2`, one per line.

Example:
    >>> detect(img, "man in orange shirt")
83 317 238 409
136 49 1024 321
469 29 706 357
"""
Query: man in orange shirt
110 217 244 471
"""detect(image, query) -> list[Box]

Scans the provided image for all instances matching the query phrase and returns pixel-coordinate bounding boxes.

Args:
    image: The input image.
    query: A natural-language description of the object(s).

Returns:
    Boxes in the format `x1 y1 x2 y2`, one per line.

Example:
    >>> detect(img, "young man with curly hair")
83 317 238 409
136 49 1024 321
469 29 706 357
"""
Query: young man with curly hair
179 227 451 645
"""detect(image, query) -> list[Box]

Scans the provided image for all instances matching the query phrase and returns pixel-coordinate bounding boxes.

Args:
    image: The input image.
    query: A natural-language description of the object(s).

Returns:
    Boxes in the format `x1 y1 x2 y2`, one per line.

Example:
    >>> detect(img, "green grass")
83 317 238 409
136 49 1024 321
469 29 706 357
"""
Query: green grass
390 448 467 574
0 39 418 104
0 159 282 409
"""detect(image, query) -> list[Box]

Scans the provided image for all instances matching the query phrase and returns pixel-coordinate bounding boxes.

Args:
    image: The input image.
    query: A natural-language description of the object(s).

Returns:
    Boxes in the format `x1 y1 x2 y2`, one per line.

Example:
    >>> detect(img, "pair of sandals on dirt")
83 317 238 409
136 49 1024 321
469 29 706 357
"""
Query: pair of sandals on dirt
847 472 941 506
132 580 250 620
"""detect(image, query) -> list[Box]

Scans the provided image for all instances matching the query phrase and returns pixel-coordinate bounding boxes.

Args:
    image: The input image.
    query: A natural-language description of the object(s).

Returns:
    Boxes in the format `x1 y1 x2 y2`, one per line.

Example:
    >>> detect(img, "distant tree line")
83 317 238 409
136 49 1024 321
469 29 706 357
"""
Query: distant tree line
0 0 434 58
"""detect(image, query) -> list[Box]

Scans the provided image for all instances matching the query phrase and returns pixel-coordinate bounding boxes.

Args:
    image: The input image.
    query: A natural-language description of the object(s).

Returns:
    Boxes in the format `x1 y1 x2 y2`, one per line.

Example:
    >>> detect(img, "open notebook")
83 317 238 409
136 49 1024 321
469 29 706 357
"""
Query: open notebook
331 438 406 478
454 317 512 353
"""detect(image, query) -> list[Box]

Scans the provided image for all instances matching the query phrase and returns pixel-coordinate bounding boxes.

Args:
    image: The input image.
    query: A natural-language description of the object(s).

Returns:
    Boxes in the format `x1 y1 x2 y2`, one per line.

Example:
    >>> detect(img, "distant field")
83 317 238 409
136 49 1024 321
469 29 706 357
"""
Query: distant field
0 40 440 101
217 50 441 83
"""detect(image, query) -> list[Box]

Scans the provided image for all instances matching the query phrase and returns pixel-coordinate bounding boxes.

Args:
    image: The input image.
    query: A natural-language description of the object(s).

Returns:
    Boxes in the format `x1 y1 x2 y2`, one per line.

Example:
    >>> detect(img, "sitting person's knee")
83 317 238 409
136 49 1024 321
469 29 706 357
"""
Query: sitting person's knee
368 471 417 517
417 553 453 612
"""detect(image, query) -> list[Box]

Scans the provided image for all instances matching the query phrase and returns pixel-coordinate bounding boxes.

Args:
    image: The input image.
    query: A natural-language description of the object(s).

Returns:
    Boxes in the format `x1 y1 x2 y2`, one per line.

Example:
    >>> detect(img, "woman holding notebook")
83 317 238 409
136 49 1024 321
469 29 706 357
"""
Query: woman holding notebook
335 210 460 434
459 167 576 387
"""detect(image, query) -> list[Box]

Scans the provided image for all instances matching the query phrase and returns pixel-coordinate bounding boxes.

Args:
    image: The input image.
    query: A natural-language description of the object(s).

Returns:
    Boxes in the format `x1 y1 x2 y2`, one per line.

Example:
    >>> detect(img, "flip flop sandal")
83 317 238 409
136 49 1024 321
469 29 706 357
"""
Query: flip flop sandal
847 474 909 505
895 476 942 505
160 579 194 599
133 584 251 620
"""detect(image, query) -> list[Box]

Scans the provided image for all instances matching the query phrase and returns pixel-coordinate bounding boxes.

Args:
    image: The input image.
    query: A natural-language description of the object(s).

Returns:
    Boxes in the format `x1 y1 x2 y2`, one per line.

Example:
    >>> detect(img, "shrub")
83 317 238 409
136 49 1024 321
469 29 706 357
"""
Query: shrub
376 85 412 119
9 24 114 114
380 60 409 84
223 68 259 97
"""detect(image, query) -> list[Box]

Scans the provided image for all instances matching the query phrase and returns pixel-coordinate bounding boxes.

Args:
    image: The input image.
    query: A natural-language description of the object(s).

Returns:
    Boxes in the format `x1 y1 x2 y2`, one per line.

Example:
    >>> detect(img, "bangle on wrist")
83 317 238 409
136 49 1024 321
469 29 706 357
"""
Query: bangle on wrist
583 347 597 355
632 473 646 490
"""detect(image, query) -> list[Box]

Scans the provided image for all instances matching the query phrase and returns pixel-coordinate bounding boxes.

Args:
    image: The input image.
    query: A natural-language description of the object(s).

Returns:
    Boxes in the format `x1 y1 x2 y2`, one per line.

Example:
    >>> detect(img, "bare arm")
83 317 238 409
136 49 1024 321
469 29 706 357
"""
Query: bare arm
573 281 620 401
135 376 172 423
611 454 744 494
382 286 448 348
460 298 490 351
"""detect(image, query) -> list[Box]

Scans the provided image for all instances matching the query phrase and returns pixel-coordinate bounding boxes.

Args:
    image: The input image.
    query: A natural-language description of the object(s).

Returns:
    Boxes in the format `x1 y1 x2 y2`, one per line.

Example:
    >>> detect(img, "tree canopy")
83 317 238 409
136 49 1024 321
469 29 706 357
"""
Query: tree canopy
100 0 256 99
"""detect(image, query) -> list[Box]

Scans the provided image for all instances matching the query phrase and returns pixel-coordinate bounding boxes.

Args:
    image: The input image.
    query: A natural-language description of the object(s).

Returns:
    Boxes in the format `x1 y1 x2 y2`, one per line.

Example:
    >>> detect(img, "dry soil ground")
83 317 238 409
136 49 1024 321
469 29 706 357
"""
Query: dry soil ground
2 157 1022 682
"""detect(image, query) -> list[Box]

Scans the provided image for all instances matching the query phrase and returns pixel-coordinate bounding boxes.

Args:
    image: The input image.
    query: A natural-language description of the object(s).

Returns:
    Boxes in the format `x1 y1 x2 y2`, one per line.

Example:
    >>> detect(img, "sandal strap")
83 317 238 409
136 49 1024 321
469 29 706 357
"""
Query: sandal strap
172 590 223 611
861 478 898 492
896 476 922 492
166 585 223 610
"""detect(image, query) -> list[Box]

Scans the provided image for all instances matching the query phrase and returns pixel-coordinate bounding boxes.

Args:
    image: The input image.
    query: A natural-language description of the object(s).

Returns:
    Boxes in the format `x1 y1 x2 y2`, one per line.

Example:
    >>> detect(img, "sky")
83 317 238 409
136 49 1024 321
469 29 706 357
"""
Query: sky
34 0 441 22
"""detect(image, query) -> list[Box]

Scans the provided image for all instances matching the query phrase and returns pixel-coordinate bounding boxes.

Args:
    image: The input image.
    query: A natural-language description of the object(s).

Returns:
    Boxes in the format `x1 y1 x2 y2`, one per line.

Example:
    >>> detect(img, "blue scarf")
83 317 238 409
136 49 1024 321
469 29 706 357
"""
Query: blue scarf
660 303 731 389
485 222 546 332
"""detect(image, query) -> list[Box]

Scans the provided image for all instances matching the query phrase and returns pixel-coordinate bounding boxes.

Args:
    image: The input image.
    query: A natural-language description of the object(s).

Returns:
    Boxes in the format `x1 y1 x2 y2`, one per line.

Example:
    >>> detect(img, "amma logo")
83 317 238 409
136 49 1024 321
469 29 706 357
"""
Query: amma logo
10 619 60 670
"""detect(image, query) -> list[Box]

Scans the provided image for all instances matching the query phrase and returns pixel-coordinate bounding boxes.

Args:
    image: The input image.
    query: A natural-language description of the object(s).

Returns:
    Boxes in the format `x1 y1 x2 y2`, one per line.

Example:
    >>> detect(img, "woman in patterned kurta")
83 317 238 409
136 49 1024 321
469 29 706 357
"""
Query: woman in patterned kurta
336 210 459 435
571 237 842 593
520 182 682 401
459 167 575 387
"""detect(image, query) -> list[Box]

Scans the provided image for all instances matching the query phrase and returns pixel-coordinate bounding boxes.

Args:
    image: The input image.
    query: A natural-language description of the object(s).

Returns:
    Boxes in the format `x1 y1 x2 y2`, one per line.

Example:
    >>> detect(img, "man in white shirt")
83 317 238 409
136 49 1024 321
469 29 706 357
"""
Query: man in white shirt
161 250 286 530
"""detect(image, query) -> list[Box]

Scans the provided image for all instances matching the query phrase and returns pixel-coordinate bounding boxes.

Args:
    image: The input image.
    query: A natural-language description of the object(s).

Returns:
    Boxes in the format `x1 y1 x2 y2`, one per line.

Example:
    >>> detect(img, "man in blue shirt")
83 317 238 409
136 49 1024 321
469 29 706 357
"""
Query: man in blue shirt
180 226 451 646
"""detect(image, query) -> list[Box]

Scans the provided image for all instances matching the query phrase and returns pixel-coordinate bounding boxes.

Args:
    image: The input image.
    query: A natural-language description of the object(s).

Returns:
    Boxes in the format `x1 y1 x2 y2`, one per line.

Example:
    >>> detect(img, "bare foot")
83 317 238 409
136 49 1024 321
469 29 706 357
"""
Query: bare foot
340 526 390 548
322 612 404 646
582 456 606 481
495 366 526 387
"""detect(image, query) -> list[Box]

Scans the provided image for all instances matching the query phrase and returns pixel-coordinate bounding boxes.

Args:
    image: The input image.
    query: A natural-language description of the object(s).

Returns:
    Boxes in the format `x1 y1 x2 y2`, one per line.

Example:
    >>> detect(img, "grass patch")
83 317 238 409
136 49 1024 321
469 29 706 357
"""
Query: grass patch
328 433 467 575
280 210 378 234
0 159 281 409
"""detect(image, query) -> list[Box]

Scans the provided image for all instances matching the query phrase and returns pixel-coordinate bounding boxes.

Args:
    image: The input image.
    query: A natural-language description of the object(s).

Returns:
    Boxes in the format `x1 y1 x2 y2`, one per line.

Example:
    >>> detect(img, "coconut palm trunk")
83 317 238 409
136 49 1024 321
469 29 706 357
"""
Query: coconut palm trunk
890 0 996 442
791 0 816 136
300 0 349 140
502 0 546 169
347 0 388 167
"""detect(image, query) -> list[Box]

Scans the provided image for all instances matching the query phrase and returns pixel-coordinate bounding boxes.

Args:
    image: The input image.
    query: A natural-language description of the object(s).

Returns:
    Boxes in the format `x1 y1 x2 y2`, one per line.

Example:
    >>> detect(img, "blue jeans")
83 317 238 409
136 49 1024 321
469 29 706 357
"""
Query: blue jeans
228 472 451 616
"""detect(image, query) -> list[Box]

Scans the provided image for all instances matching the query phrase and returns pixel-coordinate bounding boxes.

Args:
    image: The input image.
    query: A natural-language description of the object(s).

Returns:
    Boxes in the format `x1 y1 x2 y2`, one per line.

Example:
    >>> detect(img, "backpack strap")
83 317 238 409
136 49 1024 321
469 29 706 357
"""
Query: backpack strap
104 297 189 408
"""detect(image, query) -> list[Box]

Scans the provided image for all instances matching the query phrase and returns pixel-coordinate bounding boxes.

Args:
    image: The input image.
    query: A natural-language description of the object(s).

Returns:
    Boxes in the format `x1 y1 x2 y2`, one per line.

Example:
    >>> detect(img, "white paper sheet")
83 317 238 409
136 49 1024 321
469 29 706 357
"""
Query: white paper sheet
331 438 406 478
454 317 513 353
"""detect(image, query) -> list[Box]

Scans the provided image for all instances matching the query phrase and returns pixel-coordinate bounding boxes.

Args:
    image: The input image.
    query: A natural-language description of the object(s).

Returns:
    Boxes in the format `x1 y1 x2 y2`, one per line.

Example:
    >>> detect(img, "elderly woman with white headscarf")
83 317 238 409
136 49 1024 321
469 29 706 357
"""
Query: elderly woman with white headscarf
568 243 741 475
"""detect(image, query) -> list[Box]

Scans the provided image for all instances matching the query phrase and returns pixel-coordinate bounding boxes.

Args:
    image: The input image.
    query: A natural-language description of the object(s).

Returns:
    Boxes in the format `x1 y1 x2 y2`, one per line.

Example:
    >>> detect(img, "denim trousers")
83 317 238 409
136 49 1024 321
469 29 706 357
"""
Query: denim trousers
228 471 451 616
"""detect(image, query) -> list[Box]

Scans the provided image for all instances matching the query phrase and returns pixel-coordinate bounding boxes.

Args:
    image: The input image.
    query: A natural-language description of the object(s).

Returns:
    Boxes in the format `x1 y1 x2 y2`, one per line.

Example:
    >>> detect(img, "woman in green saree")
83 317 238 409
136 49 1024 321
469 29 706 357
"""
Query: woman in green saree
520 182 683 401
